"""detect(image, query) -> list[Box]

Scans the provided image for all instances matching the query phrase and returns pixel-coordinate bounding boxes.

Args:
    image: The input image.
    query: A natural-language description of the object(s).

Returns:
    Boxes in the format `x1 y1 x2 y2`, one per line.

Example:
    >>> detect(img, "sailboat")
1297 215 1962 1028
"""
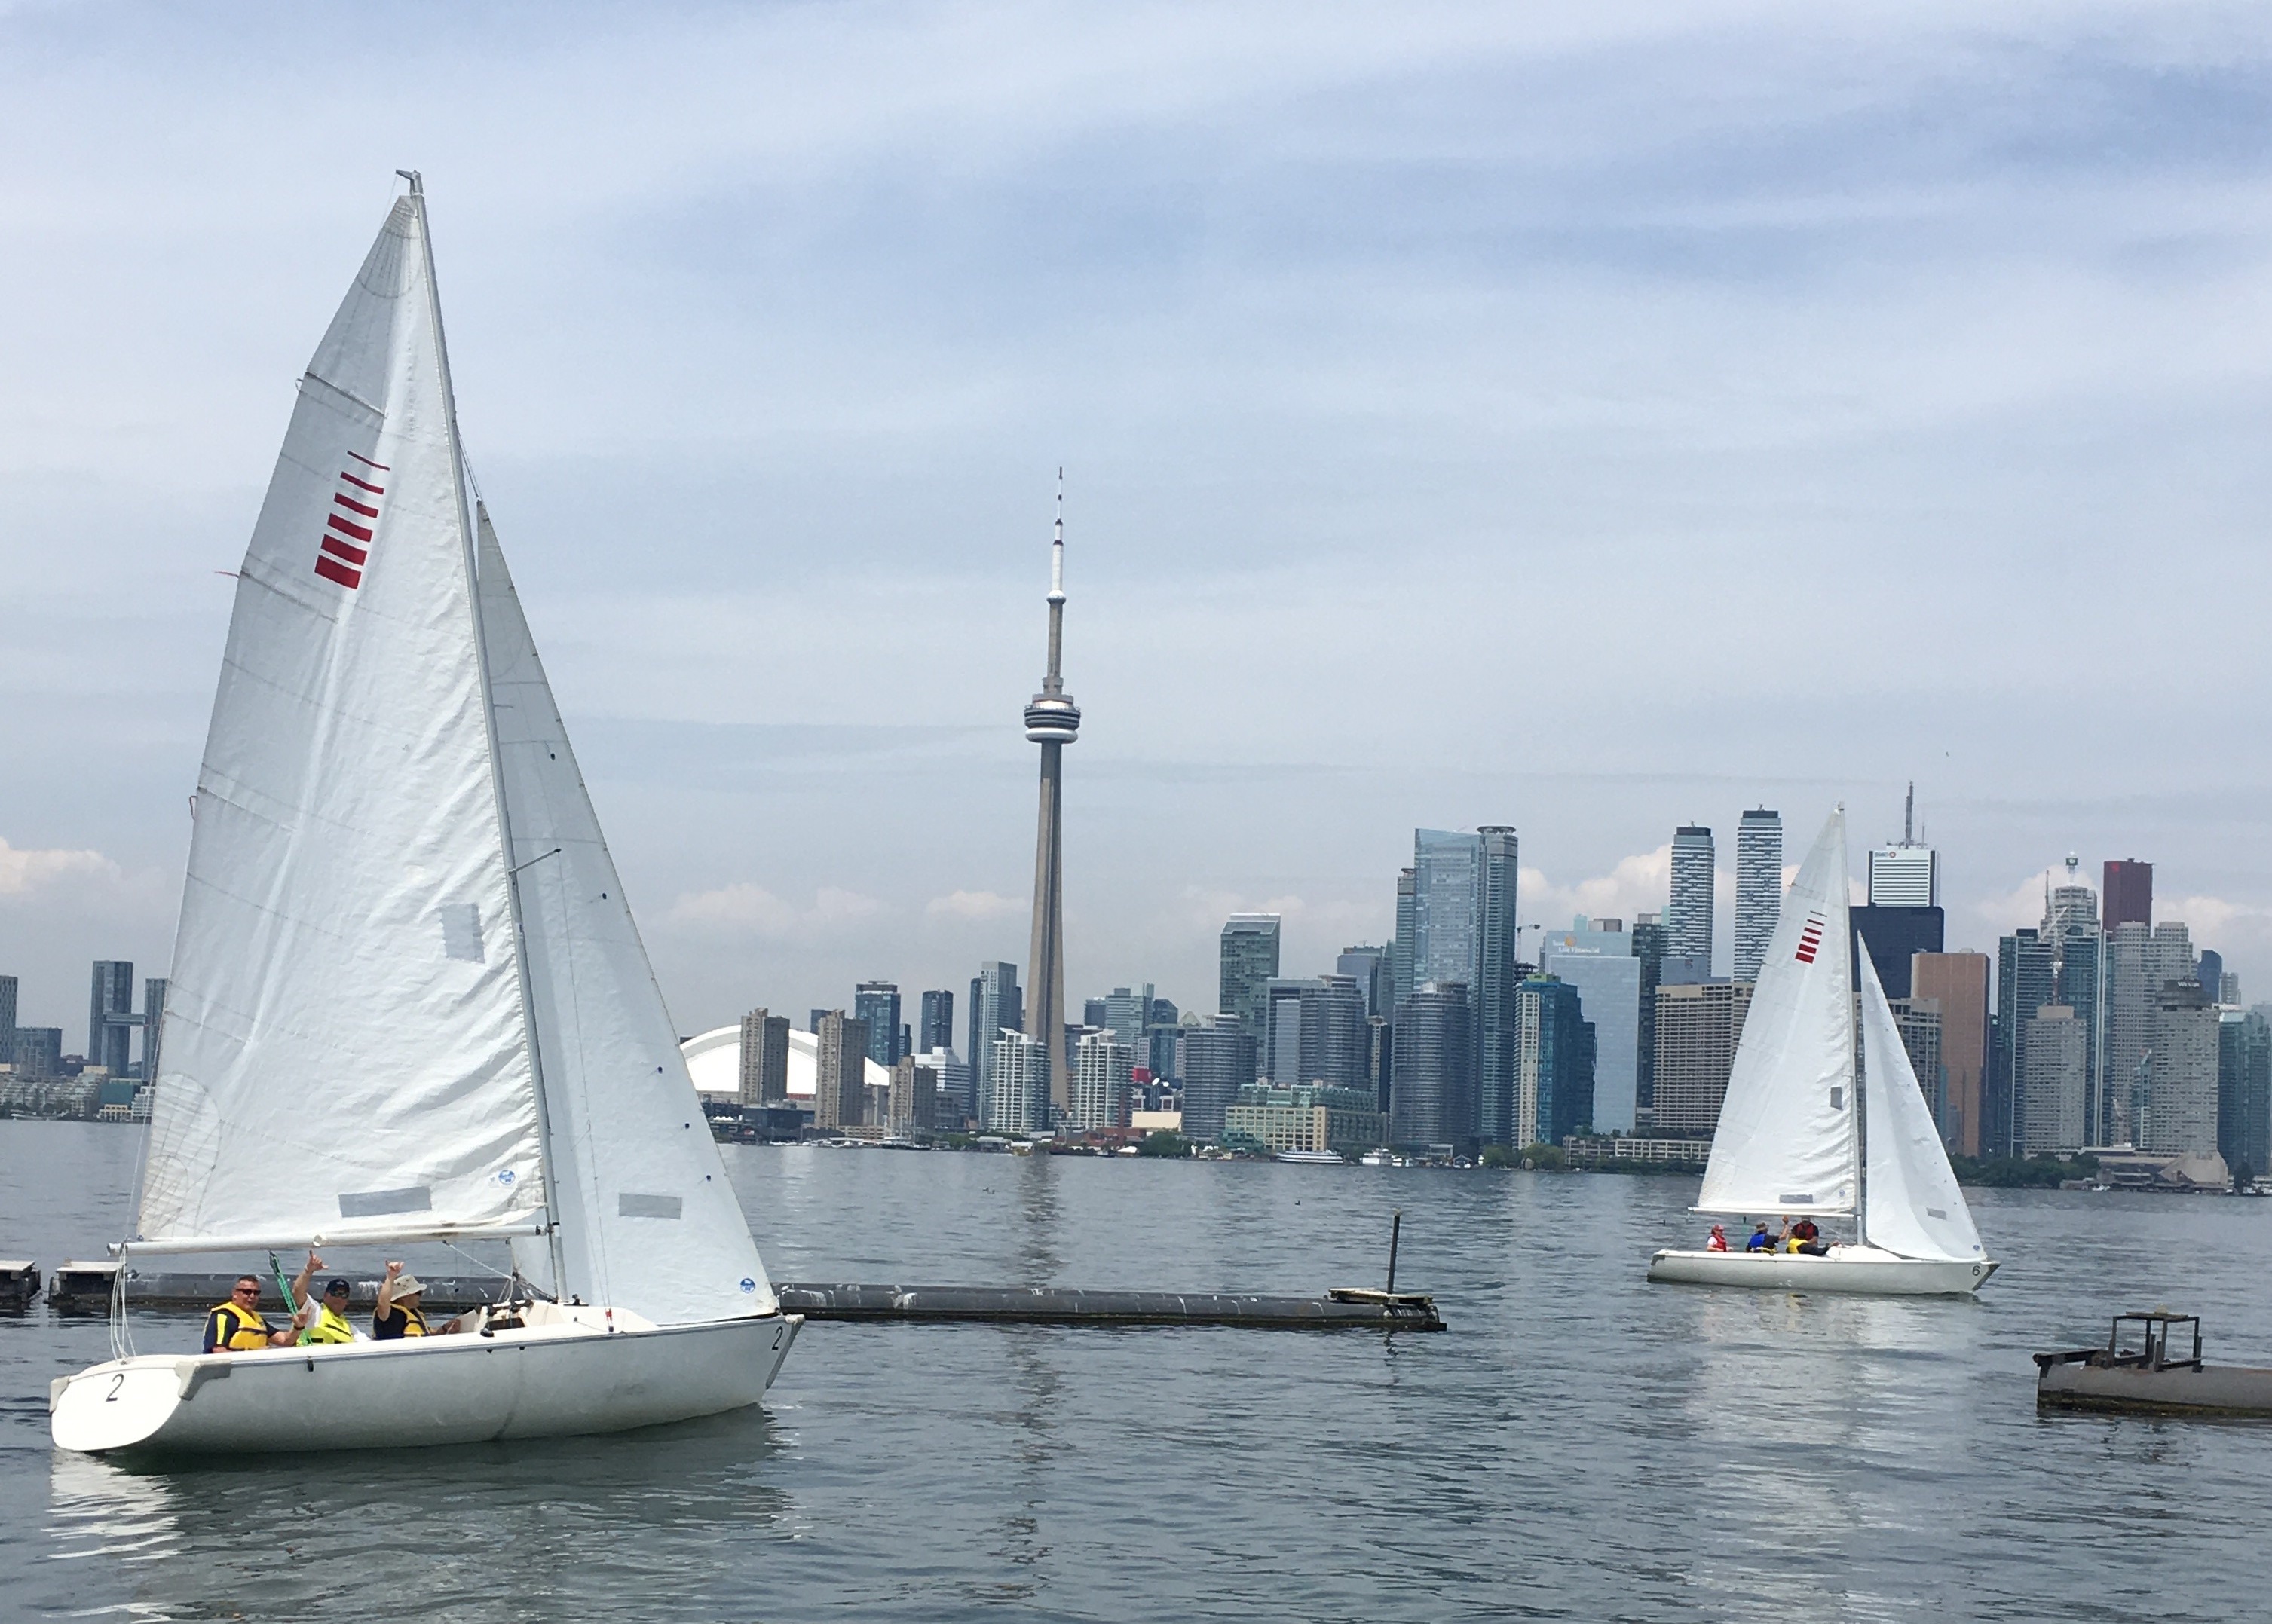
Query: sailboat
1646 807 1998 1296
50 176 799 1455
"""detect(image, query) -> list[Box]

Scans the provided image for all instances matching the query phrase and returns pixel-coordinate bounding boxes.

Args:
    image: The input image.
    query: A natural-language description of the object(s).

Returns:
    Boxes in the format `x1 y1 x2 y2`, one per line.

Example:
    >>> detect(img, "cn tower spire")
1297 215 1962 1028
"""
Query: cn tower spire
1023 470 1079 1124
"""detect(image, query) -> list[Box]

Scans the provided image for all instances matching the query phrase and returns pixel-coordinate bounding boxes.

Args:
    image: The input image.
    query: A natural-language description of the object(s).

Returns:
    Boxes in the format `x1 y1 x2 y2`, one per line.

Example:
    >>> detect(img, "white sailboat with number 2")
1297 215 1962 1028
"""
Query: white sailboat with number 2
51 176 799 1456
1646 806 1998 1297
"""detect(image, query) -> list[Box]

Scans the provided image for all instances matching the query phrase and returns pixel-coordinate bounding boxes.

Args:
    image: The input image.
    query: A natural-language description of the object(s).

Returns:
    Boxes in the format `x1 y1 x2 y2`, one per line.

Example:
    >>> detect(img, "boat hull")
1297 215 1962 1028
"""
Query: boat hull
49 1310 800 1457
2038 1359 2272 1418
1646 1246 1995 1296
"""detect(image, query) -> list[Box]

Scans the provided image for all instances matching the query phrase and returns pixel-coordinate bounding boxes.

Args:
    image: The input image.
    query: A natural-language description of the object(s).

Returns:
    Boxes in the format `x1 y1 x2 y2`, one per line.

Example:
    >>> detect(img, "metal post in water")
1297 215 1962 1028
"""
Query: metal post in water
1386 1210 1402 1295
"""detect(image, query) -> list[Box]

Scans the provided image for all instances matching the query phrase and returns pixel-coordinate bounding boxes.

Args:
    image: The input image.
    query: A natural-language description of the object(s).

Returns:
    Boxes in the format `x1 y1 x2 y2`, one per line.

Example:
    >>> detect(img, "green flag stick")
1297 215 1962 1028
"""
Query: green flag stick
268 1250 310 1346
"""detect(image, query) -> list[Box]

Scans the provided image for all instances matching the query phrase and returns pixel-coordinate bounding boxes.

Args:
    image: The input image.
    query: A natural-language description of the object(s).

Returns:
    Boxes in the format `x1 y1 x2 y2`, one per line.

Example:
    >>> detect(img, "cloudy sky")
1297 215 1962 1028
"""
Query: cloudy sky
4 2 2270 1044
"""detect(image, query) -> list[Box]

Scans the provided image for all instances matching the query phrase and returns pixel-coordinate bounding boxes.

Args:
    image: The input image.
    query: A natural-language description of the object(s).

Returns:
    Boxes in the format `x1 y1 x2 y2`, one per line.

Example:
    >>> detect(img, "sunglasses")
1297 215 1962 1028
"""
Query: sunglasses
233 1286 259 1297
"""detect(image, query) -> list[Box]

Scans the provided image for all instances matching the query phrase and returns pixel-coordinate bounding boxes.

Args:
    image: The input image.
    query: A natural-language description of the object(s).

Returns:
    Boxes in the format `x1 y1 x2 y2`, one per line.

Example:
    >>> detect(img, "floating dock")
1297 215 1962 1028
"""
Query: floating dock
39 1266 1442 1330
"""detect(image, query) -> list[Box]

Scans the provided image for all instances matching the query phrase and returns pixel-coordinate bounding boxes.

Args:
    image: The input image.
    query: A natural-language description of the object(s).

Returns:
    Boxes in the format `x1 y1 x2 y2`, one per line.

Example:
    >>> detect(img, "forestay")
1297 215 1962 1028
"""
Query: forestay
1695 807 1857 1216
477 512 777 1323
1857 944 1986 1263
137 199 544 1248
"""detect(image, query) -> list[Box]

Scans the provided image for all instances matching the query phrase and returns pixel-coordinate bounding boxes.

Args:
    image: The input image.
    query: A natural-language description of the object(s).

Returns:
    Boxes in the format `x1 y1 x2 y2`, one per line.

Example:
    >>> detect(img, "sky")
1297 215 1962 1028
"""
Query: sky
3 1 2270 1046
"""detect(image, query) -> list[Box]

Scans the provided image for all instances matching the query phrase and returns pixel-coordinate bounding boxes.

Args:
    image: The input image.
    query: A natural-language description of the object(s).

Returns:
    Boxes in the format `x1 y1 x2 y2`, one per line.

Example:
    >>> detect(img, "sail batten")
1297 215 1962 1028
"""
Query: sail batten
1693 808 1859 1217
137 196 544 1249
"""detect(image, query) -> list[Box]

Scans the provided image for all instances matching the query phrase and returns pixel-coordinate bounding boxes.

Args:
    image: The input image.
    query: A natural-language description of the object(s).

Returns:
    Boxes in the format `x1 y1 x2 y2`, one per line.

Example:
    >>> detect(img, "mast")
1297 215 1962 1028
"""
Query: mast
402 170 568 1292
1844 804 1867 1249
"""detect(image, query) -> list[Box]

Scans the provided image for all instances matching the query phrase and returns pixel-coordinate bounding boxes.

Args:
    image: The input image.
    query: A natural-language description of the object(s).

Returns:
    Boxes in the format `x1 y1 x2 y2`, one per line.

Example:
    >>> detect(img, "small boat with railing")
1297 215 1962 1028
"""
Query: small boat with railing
2035 1311 2272 1418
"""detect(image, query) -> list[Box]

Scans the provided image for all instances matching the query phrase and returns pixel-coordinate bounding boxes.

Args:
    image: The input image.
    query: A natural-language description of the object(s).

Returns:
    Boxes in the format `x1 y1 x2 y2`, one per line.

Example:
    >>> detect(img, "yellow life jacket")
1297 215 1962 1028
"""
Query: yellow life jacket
305 1303 357 1344
205 1300 274 1352
376 1300 430 1338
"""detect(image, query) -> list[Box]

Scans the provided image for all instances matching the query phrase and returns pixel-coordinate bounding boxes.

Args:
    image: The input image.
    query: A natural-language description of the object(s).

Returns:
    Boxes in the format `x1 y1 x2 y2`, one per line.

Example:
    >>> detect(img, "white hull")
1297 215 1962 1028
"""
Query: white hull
50 1304 801 1457
1647 1245 1996 1297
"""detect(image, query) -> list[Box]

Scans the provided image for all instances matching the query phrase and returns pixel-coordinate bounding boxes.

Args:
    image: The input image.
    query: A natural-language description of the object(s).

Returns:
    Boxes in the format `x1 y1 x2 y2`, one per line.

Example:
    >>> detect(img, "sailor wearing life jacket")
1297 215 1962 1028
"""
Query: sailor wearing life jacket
202 1275 303 1353
373 1261 436 1338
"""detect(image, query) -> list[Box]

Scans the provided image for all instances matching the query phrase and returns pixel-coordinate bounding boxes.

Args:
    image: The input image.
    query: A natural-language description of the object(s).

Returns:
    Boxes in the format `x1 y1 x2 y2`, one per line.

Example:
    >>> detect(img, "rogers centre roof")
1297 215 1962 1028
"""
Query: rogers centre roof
681 1025 892 1101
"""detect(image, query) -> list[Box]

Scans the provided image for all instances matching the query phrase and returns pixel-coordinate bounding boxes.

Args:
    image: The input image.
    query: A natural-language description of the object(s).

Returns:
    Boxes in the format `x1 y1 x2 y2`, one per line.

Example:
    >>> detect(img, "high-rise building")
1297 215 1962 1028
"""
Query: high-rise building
1389 867 1418 1010
1218 914 1282 1035
2145 978 2218 1155
2102 859 2153 932
986 1030 1049 1135
1866 784 1937 908
1180 1018 1257 1143
88 960 137 1076
1070 1028 1134 1131
913 1046 973 1128
739 1009 791 1105
1514 976 1594 1148
854 982 903 1068
1651 981 1754 1138
1260 975 1368 1091
1022 492 1081 1118
1144 995 1180 1083
1336 946 1391 1020
918 989 956 1054
1412 830 1484 989
1851 907 1944 1000
1631 914 1667 1121
14 1026 63 1077
814 1011 868 1131
141 976 167 1082
1912 953 1989 1155
1991 929 2056 1156
0 975 17 1084
1389 981 1474 1149
1539 921 1641 1134
1365 1014 1393 1115
2103 921 2191 1145
2198 950 2225 1005
2019 1006 2088 1155
886 1055 938 1133
2222 1009 2272 1182
1101 986 1153 1051
1476 826 1521 1149
969 961 1021 1128
1083 998 1110 1029
1667 827 1715 973
1733 809 1783 983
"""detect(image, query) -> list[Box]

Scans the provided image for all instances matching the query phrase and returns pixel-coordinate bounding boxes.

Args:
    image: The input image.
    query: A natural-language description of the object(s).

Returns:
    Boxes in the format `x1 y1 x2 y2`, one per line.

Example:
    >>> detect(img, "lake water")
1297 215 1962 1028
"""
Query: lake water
2 1118 2268 1622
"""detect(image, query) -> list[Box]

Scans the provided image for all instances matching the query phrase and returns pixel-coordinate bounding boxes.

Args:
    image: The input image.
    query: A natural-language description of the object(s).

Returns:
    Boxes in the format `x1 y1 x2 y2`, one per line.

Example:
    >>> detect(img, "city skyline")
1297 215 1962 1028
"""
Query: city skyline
6 8 2272 1034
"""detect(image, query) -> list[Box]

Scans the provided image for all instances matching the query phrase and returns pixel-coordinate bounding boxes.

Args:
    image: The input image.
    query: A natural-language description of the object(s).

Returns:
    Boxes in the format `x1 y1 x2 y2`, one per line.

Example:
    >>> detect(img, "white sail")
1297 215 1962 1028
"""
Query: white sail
1857 943 1986 1263
1695 807 1857 1216
476 512 778 1323
137 198 544 1248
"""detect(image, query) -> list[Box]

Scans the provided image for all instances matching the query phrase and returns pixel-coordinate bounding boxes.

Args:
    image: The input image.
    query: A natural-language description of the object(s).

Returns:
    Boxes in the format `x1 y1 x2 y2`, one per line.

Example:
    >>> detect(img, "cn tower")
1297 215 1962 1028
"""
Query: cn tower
1022 481 1079 1119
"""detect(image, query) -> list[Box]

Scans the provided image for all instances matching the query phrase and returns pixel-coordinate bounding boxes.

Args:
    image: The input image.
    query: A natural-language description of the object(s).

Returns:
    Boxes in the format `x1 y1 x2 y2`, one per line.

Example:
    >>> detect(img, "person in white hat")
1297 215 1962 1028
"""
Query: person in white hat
372 1260 469 1338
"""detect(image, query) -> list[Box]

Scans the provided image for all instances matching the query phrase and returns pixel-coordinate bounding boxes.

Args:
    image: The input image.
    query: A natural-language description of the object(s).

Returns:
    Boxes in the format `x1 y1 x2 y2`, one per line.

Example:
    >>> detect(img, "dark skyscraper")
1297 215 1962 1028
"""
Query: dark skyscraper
1218 914 1282 1035
854 982 903 1067
1850 907 1945 1000
88 960 136 1075
739 1009 791 1105
1516 974 1596 1147
1336 946 1390 1020
2102 859 2152 932
1631 914 1666 1121
0 975 15 1085
919 989 955 1054
1180 1018 1257 1143
969 961 1021 1126
1389 867 1418 1010
1022 489 1081 1118
1476 827 1521 1148
141 977 167 1082
1390 981 1474 1149
1992 928 2057 1157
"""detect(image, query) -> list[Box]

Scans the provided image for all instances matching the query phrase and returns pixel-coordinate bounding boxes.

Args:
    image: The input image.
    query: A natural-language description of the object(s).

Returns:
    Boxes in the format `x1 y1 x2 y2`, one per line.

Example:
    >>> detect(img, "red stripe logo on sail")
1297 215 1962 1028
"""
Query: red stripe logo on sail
314 457 386 590
1794 911 1828 965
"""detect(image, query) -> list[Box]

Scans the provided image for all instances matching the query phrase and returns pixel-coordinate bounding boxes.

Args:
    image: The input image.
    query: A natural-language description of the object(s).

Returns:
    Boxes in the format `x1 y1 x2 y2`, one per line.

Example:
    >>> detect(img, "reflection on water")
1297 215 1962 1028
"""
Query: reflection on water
11 1124 2272 1622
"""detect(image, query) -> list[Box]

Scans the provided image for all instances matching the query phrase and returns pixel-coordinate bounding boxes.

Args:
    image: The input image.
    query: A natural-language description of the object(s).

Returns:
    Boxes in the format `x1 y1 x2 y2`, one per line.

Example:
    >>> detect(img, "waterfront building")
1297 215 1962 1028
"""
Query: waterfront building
1650 981 1754 1138
1514 975 1595 1148
814 1011 869 1131
1218 914 1282 1036
1389 981 1473 1149
969 961 1021 1128
1851 907 1943 1000
918 989 955 1054
2102 859 2153 931
1222 1083 1386 1156
2019 1006 2089 1155
1366 1014 1393 1115
1022 492 1082 1117
854 982 903 1067
2146 979 2218 1156
2103 921 2191 1145
1667 827 1715 973
1070 1028 1134 1131
1912 952 1989 1155
1732 809 1783 983
739 1009 792 1105
1389 867 1418 1010
88 959 137 1077
1336 945 1391 1020
2221 1009 2272 1182
1476 826 1522 1148
910 1046 972 1128
1144 994 1180 1083
0 974 16 1084
1261 974 1369 1092
986 1030 1049 1135
887 1055 939 1133
13 1026 63 1077
1538 921 1640 1134
1991 929 2056 1155
1631 914 1666 1122
1179 1017 1257 1143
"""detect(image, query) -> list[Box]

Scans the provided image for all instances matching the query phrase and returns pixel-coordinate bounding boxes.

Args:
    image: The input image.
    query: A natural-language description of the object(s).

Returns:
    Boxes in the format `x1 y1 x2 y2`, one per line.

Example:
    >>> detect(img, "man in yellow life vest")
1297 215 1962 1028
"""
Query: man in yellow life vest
302 1271 363 1344
201 1274 310 1353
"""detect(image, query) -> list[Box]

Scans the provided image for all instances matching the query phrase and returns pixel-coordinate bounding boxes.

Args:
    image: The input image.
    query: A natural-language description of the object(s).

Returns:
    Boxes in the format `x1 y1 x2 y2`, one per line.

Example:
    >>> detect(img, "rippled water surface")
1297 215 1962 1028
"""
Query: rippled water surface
4 1119 2269 1621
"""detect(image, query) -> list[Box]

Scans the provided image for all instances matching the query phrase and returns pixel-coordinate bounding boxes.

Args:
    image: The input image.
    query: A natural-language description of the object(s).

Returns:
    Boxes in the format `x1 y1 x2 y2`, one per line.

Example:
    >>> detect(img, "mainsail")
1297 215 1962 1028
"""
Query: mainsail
1857 942 1986 1263
477 511 777 1323
137 196 544 1249
1695 807 1857 1216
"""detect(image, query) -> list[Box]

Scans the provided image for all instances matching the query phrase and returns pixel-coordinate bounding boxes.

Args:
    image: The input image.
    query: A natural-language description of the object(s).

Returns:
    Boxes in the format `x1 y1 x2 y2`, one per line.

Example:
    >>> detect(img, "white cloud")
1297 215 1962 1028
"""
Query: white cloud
925 888 1026 921
666 882 883 939
0 836 118 896
1520 846 1671 930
